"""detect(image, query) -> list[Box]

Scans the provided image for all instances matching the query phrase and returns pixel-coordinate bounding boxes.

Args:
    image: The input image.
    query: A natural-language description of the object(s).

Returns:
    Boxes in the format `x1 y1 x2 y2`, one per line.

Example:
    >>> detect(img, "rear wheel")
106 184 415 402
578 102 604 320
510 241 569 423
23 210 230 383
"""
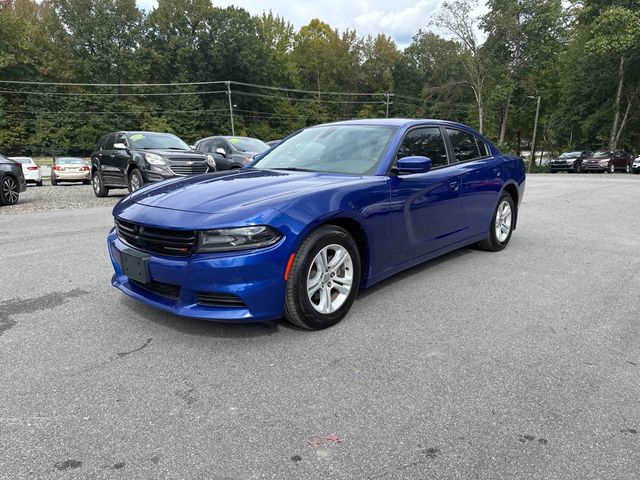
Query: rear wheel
0 175 20 205
477 192 515 252
92 171 109 197
128 168 144 192
285 225 361 330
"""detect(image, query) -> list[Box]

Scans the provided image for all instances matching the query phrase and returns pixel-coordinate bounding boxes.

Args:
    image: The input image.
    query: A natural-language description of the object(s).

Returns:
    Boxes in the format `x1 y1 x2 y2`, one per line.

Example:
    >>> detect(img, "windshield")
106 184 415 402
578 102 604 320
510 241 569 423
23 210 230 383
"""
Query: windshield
127 133 190 150
559 152 581 158
228 137 269 153
253 125 397 175
592 151 612 158
56 158 84 164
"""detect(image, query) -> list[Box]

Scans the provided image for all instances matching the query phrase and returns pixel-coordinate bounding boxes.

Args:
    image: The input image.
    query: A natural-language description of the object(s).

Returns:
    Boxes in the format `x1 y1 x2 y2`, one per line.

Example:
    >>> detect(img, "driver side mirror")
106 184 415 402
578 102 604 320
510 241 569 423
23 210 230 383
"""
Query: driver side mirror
215 147 227 157
394 156 432 174
113 142 127 150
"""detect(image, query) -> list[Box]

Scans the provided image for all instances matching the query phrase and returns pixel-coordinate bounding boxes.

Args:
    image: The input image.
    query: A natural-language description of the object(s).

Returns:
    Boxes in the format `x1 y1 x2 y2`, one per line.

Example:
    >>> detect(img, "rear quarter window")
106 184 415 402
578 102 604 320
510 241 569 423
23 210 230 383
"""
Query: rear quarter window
446 128 489 162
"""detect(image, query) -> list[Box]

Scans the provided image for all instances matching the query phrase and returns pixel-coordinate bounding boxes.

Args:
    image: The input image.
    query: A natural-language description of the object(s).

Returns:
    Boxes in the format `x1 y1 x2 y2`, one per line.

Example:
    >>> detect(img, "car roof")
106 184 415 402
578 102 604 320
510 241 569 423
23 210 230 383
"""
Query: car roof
318 118 469 128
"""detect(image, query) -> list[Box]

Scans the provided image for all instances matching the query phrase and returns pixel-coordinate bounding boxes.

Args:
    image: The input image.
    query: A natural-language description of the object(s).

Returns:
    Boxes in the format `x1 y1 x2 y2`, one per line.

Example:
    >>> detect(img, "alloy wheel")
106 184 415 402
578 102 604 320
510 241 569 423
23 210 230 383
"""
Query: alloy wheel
494 200 512 243
130 173 141 191
306 244 353 314
92 174 101 194
2 177 19 204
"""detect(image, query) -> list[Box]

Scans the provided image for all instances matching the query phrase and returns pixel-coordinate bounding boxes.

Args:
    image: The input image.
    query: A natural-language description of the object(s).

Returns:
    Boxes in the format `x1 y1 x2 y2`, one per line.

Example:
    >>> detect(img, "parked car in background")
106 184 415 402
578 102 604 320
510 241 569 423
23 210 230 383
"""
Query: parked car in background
107 119 525 330
632 156 640 174
10 156 43 186
549 151 591 173
91 131 215 197
581 150 632 173
194 136 269 170
0 155 27 205
51 157 91 185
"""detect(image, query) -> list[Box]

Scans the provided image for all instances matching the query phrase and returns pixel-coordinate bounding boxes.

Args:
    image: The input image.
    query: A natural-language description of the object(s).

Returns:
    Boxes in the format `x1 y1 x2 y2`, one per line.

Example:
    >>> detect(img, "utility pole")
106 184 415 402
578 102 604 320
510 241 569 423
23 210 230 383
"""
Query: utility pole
385 93 393 118
529 95 541 170
226 81 235 136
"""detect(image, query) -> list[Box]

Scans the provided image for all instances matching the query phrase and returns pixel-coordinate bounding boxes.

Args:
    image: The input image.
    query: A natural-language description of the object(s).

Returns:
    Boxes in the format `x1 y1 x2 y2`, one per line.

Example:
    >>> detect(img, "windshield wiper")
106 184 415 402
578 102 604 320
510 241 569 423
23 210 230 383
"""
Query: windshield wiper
271 167 315 172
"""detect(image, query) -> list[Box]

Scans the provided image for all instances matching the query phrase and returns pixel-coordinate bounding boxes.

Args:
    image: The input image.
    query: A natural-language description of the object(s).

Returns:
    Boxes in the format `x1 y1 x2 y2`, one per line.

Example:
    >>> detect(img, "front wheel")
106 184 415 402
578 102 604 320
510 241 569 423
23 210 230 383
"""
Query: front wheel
625 164 630 173
477 193 515 252
608 163 615 174
128 168 144 192
92 171 109 197
285 225 361 330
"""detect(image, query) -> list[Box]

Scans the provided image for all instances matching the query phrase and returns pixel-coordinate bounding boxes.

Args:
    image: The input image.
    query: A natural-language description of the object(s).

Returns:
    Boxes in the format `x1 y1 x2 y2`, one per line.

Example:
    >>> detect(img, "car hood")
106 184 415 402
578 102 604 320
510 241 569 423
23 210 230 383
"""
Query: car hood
584 156 610 162
128 168 364 214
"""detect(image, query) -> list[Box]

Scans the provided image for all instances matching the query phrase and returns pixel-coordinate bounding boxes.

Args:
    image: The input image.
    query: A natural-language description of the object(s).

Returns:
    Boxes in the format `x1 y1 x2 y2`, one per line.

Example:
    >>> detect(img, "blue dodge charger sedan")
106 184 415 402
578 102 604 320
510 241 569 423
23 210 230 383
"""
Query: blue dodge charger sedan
108 119 525 329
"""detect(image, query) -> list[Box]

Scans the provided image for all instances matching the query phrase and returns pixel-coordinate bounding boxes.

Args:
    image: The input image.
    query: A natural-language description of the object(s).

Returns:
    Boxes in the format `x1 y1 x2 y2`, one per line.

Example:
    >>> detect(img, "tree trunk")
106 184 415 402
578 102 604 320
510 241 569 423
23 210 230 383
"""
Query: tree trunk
609 56 625 150
499 92 511 144
614 95 633 148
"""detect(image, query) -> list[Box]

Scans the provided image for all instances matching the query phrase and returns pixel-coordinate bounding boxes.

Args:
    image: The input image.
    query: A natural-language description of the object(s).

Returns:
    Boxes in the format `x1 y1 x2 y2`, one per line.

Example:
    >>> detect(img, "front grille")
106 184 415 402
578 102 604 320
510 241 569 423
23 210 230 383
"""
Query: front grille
131 280 181 299
115 218 196 257
169 159 209 176
197 292 246 308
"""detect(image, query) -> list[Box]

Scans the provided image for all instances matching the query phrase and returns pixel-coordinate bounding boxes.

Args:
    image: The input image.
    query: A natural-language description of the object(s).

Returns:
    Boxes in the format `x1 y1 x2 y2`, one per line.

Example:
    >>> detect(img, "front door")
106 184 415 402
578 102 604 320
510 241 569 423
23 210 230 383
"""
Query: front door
387 126 461 267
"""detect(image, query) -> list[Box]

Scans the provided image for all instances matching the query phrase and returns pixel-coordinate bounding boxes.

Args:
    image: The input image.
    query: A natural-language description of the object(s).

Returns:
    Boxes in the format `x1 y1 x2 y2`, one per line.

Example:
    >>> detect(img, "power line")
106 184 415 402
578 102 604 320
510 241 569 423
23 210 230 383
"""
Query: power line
0 89 227 97
0 78 393 97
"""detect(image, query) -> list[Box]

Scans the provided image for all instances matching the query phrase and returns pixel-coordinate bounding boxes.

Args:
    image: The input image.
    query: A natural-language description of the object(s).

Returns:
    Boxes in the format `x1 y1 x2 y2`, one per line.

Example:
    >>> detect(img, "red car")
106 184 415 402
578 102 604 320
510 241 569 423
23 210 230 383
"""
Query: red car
581 150 632 173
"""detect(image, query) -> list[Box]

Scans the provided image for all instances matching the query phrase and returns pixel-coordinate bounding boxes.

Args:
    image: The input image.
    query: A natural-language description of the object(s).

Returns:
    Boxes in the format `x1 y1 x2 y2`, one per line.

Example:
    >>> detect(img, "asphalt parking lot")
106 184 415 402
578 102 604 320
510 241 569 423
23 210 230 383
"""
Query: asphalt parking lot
1 174 639 479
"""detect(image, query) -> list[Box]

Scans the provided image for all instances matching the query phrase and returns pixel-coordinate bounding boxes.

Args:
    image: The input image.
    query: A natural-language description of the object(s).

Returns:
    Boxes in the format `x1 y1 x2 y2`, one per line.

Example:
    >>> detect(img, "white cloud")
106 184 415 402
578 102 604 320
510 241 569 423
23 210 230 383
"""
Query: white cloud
135 0 461 48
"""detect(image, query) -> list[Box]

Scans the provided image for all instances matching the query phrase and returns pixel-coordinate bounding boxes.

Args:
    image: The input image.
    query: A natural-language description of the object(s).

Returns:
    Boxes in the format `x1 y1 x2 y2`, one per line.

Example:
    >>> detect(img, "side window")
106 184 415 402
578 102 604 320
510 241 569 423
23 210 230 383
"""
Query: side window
104 134 116 150
446 128 488 162
115 133 127 146
97 135 108 151
396 127 449 168
212 139 228 154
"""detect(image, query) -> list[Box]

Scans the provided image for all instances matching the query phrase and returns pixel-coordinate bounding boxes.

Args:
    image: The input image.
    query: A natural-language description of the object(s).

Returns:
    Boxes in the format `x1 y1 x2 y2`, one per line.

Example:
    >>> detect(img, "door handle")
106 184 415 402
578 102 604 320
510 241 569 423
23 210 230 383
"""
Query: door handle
448 180 460 192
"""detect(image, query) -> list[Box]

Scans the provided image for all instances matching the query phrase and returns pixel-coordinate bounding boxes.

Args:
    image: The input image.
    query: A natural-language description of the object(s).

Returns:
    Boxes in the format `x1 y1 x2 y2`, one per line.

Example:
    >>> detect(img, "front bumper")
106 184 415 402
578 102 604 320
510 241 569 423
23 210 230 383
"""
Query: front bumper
107 229 289 323
632 165 640 174
582 163 608 172
549 162 577 172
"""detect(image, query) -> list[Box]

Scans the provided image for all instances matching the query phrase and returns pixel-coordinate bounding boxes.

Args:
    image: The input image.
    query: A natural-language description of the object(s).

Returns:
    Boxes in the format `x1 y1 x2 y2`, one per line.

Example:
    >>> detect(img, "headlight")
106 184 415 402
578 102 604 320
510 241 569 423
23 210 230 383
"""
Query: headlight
206 154 216 168
144 152 166 165
197 226 282 252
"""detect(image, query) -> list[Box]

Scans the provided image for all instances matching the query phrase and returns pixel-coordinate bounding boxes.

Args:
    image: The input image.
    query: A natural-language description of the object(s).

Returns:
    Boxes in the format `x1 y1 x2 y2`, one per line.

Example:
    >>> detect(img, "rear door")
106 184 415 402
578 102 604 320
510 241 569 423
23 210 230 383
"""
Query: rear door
446 127 503 240
111 133 130 184
387 125 462 265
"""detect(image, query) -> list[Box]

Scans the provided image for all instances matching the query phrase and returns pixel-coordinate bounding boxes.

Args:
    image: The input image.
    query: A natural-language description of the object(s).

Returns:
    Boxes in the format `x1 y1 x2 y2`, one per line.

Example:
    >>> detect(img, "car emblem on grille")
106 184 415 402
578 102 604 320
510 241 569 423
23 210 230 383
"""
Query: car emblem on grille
186 161 193 165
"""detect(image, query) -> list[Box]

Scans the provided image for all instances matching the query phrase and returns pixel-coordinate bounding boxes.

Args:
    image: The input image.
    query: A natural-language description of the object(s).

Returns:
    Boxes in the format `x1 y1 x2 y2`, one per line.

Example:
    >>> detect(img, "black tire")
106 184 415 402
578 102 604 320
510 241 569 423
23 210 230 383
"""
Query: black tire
50 174 57 185
36 180 43 187
128 168 144 192
83 180 90 185
477 192 515 252
608 163 615 174
0 175 20 205
92 171 109 197
284 225 361 330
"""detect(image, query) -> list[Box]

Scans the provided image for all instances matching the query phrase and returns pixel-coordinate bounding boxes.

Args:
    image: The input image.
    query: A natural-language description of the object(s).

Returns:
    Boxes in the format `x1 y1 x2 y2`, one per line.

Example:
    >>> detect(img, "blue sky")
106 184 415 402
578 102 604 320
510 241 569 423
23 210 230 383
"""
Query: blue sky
134 0 486 48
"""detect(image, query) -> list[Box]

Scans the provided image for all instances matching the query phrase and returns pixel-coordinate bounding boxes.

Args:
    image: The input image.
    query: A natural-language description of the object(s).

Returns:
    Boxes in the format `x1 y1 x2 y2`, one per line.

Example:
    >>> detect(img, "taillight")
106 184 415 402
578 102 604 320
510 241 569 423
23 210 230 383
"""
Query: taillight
80 165 90 171
15 162 22 169
27 166 38 170
53 165 63 171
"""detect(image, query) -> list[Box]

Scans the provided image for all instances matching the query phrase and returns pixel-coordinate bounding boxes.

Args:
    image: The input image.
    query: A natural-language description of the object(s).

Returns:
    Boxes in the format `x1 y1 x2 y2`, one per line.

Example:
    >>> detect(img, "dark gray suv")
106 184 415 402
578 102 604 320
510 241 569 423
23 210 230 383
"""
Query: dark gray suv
90 131 216 197
0 155 27 205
